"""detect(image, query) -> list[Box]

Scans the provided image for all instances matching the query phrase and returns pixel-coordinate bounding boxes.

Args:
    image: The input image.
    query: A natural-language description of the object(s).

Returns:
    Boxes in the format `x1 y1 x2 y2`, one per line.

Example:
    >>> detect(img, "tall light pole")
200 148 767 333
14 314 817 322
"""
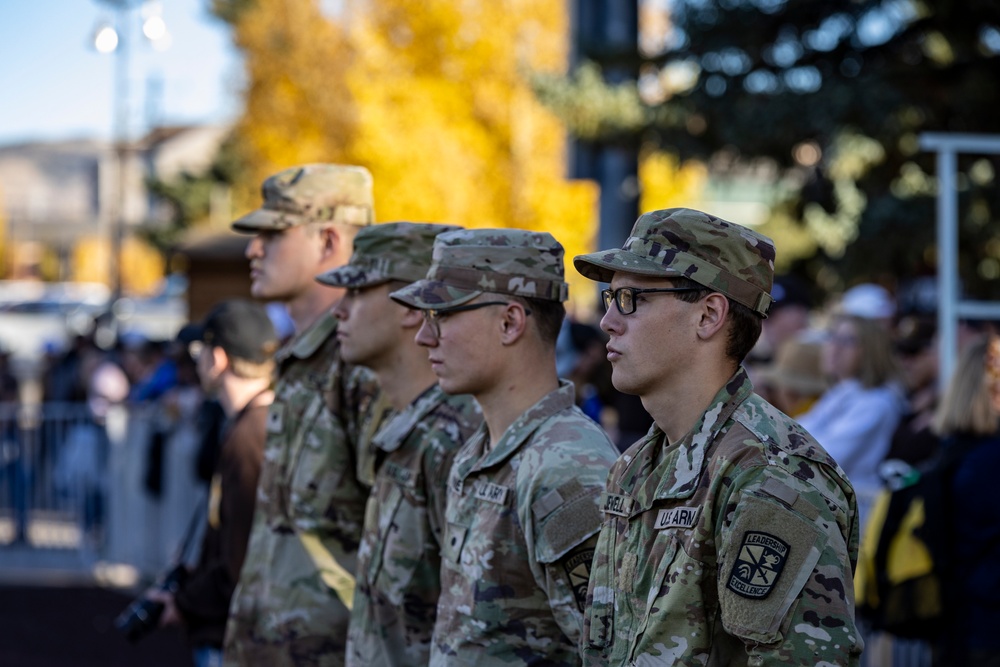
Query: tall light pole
92 0 169 311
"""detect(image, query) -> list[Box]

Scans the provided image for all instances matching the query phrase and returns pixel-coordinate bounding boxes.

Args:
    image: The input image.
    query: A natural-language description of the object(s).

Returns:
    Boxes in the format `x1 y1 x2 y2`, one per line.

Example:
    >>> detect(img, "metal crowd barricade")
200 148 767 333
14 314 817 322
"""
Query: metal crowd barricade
0 401 101 551
0 399 206 580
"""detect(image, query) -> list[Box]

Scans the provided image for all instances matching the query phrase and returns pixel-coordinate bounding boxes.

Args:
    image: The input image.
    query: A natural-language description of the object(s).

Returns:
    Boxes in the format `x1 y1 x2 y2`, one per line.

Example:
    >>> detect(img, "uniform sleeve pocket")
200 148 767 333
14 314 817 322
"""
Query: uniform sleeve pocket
719 491 827 644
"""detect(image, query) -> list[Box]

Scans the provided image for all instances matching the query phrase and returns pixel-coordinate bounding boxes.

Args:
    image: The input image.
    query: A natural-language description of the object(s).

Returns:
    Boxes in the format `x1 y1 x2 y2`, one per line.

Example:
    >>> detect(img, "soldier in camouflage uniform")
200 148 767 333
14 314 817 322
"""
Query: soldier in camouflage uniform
390 229 619 667
317 222 483 666
573 208 863 666
223 164 384 666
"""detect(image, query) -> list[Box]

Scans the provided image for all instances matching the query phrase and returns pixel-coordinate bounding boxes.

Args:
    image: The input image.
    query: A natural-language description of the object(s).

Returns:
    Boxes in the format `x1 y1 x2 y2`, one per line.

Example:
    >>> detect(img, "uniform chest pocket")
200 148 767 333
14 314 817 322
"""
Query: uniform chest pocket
630 530 715 662
286 394 351 516
365 484 403 584
631 530 678 634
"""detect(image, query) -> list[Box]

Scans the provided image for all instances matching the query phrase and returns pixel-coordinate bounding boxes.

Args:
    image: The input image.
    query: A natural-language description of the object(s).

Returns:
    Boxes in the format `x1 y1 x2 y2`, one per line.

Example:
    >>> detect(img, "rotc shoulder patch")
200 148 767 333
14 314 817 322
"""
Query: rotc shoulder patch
726 531 789 599
562 548 595 611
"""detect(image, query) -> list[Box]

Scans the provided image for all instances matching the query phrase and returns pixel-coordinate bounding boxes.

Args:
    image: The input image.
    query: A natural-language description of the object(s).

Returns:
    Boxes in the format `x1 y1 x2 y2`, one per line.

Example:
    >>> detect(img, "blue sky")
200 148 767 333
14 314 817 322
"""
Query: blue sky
0 0 241 145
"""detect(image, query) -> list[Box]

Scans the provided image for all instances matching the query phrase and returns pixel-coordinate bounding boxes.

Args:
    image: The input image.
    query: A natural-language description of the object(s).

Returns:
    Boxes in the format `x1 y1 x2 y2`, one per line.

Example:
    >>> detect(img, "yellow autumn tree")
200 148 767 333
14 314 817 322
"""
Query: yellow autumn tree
342 0 605 309
222 0 704 313
72 236 164 295
222 0 358 210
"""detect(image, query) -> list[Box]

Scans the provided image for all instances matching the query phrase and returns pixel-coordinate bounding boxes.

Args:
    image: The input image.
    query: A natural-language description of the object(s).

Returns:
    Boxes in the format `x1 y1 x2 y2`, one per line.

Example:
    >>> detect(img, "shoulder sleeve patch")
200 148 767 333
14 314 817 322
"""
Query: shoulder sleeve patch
719 491 828 643
726 531 790 599
562 548 595 611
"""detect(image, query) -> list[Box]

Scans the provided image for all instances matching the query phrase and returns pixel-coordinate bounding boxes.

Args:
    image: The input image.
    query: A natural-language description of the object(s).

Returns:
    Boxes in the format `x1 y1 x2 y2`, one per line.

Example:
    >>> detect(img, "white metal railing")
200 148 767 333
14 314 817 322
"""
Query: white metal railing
919 132 1000 390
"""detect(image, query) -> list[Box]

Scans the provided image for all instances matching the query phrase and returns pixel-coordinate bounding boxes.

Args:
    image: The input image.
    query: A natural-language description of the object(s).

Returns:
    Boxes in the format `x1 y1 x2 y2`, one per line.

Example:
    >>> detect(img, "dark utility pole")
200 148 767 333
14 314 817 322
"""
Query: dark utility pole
570 0 640 255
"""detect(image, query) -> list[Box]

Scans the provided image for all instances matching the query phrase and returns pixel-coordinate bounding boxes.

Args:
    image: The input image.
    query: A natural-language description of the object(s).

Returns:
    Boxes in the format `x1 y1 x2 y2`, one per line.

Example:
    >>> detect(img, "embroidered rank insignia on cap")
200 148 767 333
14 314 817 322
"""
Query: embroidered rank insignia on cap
726 531 789 599
562 548 595 611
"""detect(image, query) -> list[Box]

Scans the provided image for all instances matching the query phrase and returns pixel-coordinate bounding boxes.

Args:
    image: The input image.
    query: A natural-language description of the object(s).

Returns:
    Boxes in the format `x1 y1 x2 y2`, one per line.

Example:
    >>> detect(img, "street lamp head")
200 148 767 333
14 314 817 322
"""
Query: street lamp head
142 15 166 41
93 22 119 54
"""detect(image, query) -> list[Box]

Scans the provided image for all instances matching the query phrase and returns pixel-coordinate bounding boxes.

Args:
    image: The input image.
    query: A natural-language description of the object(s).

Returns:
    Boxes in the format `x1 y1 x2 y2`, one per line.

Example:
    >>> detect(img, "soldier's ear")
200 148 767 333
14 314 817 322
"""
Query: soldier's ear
200 345 230 380
318 225 340 259
400 307 423 330
499 302 529 346
695 292 729 342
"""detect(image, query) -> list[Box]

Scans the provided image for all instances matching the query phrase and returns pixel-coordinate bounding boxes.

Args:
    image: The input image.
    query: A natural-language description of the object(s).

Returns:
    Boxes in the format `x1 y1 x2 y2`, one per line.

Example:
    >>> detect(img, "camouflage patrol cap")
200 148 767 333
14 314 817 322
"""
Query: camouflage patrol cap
574 208 776 317
389 228 569 309
231 163 374 233
315 222 462 289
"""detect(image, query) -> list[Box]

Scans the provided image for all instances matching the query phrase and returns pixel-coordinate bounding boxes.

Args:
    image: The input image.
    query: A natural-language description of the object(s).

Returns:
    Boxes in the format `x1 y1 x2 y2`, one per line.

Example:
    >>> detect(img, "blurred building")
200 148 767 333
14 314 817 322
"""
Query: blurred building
174 229 252 322
0 124 229 281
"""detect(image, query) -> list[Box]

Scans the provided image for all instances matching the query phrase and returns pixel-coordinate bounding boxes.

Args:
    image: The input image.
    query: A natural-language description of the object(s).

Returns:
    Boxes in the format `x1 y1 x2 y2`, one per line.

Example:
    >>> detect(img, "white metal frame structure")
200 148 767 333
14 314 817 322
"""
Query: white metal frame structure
919 132 1000 389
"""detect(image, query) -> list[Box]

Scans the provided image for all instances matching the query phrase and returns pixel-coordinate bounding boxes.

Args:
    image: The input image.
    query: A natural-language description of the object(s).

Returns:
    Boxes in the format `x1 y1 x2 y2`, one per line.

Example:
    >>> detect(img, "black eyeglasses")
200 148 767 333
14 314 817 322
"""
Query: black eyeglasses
422 301 522 338
602 286 703 315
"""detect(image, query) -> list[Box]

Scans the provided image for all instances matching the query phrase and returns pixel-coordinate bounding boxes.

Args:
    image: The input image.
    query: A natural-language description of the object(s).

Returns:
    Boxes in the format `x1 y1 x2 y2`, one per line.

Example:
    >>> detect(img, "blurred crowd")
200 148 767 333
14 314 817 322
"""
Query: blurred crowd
746 277 996 523
4 273 999 573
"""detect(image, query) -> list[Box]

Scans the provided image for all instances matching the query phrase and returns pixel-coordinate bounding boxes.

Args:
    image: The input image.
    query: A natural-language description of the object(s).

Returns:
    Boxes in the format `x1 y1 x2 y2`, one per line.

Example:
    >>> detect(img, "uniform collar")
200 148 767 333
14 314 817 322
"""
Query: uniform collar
371 384 444 453
276 309 338 363
462 379 577 475
615 367 754 506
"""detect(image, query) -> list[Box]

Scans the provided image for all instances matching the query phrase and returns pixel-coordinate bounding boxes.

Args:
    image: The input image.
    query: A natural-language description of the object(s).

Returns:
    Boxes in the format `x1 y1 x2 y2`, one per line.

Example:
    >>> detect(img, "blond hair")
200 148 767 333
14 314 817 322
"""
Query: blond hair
838 315 901 389
933 336 1000 437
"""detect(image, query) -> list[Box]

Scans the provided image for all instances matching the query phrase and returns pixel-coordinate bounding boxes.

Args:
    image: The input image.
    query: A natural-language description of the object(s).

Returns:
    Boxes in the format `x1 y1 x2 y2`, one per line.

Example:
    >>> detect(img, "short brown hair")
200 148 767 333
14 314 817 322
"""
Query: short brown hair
669 278 762 364
510 295 565 348
229 356 276 381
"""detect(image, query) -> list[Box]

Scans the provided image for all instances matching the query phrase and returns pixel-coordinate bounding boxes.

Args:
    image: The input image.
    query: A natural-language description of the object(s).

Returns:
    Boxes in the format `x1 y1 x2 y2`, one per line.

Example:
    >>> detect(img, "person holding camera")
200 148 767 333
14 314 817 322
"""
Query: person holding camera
147 300 278 667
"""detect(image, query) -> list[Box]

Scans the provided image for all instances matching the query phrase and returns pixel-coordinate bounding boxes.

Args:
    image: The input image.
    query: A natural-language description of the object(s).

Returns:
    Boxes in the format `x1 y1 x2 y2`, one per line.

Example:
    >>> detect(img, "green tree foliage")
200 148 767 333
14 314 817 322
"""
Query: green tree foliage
536 0 1000 299
140 135 248 250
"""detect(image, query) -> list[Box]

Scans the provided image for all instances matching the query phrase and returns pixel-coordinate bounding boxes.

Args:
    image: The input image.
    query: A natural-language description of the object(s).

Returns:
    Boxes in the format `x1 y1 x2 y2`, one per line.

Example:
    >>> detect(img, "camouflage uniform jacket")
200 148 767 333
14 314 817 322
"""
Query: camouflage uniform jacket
224 311 378 667
347 384 482 667
582 368 863 667
431 380 618 667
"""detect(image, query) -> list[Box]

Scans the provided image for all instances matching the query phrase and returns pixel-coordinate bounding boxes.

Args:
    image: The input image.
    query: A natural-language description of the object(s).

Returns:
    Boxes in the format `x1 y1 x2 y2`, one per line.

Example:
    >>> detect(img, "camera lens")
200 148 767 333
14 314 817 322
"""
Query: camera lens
115 597 165 643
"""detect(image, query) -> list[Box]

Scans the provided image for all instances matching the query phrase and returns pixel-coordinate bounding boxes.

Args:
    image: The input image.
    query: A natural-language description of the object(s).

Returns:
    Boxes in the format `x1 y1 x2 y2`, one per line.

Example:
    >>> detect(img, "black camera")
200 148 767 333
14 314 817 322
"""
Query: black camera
114 564 188 643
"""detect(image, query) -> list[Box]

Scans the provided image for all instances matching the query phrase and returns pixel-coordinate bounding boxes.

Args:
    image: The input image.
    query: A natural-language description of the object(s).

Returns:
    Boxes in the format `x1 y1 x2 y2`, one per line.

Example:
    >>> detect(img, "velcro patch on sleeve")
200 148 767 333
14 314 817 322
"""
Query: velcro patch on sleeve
719 491 827 643
533 479 585 519
538 491 603 562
